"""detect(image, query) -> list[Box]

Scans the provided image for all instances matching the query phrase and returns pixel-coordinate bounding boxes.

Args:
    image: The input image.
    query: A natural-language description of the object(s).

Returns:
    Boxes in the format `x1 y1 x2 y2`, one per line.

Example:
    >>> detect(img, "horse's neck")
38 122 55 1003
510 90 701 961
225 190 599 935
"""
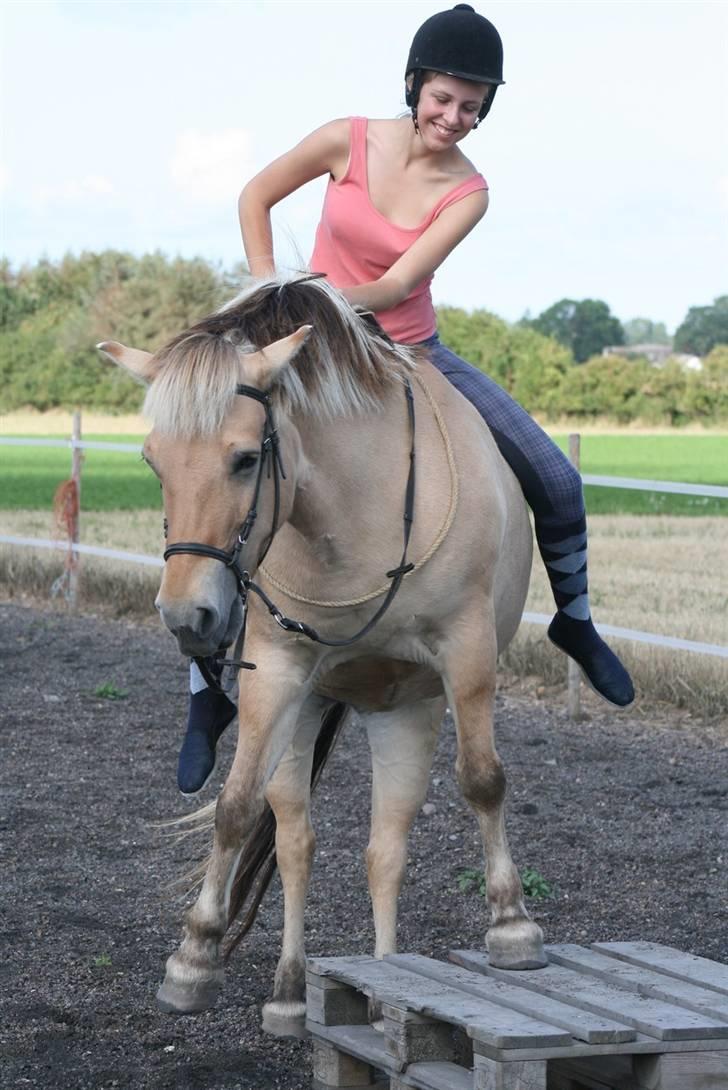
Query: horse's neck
272 391 409 588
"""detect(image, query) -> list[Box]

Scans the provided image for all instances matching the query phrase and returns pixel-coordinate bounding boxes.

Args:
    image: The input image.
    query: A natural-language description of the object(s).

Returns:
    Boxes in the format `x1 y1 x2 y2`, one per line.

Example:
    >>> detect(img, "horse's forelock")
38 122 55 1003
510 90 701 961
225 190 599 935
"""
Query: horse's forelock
210 275 416 418
143 333 243 439
143 275 417 435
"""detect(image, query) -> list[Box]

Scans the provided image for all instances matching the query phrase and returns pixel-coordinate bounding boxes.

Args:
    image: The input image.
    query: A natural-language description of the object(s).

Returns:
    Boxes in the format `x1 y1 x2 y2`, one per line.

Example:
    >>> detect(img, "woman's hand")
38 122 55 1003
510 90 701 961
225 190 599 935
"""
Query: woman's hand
341 281 404 313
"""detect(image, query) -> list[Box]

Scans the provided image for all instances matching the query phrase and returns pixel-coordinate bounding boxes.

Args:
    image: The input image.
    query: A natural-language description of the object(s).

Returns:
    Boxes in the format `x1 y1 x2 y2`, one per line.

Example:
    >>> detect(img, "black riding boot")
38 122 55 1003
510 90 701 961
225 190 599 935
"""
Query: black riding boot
177 659 237 796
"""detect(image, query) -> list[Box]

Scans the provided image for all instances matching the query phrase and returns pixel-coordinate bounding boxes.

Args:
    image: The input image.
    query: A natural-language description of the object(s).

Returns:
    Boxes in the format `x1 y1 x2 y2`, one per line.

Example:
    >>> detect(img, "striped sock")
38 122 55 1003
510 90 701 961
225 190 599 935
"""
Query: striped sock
537 519 590 621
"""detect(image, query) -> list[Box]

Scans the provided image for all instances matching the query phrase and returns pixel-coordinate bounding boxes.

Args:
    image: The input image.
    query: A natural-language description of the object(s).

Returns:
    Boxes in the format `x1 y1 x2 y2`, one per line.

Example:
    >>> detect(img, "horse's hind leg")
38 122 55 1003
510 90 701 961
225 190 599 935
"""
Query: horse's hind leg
442 613 546 969
365 696 445 960
261 695 335 1038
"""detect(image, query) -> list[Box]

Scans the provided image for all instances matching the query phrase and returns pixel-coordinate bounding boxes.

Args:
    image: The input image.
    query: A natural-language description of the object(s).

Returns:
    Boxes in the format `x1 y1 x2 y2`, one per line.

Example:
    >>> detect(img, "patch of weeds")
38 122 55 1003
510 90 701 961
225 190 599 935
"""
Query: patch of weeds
456 865 553 900
455 867 486 896
92 953 112 968
93 681 128 700
520 867 552 900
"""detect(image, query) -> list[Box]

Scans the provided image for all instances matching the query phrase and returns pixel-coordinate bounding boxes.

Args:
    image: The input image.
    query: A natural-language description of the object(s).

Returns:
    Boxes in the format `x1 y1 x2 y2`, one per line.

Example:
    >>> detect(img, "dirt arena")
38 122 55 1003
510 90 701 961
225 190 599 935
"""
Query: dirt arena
2 600 726 1089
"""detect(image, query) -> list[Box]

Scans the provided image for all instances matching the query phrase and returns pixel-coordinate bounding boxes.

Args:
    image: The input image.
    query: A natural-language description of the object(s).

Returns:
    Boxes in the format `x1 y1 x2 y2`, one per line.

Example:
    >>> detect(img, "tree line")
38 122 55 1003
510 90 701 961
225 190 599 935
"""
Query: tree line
1 252 726 424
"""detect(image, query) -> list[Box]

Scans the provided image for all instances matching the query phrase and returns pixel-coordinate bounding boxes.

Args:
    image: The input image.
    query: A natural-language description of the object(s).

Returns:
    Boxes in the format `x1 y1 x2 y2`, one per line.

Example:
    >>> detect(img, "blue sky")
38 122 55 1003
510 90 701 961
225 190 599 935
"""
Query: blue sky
1 0 726 332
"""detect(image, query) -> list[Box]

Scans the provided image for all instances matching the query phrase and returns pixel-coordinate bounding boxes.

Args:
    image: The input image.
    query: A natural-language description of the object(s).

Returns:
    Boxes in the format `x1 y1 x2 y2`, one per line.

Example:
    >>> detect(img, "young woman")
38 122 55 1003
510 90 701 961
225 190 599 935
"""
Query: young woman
177 3 634 795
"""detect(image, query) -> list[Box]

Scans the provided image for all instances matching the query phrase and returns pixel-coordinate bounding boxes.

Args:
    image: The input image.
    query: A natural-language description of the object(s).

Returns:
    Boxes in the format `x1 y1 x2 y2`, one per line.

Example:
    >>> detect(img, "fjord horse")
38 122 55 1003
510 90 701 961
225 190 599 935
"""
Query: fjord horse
100 274 545 1030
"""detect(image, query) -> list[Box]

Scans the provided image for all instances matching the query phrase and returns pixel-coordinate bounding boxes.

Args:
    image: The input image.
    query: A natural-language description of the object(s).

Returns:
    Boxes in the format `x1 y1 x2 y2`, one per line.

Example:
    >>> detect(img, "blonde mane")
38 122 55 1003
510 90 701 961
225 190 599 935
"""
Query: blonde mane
143 274 418 438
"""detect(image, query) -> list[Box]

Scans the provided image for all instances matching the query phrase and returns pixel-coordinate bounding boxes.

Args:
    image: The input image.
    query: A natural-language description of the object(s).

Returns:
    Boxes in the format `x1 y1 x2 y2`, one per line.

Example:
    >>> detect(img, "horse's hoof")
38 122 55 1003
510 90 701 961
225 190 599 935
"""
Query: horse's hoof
262 1000 308 1038
156 976 222 1014
486 919 548 970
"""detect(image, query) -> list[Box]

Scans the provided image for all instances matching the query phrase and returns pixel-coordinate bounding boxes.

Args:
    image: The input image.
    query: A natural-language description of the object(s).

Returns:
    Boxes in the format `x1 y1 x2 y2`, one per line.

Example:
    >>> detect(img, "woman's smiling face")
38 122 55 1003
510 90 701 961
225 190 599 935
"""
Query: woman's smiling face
415 72 490 146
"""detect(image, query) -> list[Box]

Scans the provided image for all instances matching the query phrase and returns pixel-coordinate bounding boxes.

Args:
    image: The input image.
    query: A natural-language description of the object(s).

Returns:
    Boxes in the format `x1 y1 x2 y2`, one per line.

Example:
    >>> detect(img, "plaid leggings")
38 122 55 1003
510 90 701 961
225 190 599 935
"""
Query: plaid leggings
424 336 585 540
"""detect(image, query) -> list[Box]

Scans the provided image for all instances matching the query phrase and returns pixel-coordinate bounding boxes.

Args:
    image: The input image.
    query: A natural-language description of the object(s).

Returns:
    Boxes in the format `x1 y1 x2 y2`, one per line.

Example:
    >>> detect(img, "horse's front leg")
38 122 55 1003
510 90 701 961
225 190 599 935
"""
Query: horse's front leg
262 695 340 1037
157 649 312 1014
441 607 547 969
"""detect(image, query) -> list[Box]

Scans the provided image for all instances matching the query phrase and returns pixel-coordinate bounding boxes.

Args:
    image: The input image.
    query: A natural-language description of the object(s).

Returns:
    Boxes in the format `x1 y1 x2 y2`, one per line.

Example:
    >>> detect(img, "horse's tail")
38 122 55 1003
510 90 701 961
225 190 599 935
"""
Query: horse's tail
223 700 349 959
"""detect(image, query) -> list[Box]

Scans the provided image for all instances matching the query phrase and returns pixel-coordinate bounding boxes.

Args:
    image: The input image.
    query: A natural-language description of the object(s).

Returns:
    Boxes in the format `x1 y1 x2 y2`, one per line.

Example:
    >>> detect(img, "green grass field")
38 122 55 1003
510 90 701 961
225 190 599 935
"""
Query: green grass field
1 435 158 511
1 432 726 515
550 434 728 515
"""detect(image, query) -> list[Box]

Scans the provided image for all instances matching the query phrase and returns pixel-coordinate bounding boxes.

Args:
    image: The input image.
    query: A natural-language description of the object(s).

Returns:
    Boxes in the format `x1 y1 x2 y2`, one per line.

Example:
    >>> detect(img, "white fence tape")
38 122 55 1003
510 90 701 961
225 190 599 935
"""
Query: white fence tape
1 533 726 660
581 474 728 499
1 437 141 453
0 535 164 568
521 612 728 660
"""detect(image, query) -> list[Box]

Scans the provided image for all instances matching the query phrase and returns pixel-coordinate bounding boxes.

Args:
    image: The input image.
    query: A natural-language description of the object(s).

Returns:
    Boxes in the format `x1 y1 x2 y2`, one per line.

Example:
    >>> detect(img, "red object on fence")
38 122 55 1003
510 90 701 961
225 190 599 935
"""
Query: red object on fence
50 410 82 605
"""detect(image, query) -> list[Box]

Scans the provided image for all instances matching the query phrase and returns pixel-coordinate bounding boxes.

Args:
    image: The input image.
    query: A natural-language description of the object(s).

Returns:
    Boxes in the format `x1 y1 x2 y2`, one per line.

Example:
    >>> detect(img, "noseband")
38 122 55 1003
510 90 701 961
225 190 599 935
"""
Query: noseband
162 380 416 689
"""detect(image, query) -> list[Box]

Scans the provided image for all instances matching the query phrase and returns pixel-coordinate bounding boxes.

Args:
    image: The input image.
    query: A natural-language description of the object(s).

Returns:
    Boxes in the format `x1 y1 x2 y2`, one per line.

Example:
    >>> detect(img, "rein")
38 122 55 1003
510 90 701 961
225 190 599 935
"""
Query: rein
163 380 416 692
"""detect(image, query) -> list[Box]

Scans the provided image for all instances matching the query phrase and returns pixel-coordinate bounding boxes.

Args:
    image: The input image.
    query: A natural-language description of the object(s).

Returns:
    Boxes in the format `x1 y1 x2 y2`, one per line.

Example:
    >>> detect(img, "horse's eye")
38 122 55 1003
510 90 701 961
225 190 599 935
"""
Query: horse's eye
232 452 259 475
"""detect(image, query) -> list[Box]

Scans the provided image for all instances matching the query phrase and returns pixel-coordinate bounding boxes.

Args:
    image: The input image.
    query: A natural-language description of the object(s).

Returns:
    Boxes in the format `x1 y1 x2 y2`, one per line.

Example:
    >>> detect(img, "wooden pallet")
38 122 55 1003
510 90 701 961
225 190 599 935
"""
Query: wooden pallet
305 942 728 1090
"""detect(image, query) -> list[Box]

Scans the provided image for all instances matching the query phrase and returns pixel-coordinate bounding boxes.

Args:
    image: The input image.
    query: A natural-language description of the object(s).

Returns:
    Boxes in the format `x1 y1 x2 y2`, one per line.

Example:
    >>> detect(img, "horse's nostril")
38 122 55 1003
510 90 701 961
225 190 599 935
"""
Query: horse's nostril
196 607 220 640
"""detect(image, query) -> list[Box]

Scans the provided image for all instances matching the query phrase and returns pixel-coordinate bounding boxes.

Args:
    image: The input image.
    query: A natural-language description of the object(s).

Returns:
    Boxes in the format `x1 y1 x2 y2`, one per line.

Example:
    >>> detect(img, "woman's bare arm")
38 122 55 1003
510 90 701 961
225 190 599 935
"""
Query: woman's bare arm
342 188 489 312
239 119 350 277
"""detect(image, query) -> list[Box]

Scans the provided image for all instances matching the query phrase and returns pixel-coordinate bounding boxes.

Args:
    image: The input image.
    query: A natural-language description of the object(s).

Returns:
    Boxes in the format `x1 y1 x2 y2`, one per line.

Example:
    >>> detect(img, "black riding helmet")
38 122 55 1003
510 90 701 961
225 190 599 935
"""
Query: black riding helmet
405 4 505 128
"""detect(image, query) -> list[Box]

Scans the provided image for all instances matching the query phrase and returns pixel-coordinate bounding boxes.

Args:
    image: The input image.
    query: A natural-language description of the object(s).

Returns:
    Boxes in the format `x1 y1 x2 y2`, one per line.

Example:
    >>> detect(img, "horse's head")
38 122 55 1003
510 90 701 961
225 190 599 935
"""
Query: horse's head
98 326 311 656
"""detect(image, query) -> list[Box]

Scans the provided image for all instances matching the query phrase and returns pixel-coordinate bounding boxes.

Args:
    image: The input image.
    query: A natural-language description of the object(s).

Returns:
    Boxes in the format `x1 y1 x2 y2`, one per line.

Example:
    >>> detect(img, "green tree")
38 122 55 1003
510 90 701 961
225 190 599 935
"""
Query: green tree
436 306 516 389
673 296 728 356
89 252 227 350
507 325 574 417
622 317 671 346
527 298 624 363
0 251 232 412
556 353 651 423
684 345 728 422
436 305 575 416
639 359 691 426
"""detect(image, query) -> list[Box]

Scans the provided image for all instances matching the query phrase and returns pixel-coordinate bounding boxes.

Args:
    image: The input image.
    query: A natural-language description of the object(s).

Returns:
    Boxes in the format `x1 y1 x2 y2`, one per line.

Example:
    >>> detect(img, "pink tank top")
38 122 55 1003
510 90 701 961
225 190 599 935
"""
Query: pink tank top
310 117 488 345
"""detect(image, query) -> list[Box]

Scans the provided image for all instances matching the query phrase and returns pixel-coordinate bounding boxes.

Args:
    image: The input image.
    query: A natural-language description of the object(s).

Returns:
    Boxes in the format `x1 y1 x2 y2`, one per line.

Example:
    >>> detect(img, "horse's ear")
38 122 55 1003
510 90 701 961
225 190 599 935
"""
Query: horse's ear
97 341 159 384
245 325 312 387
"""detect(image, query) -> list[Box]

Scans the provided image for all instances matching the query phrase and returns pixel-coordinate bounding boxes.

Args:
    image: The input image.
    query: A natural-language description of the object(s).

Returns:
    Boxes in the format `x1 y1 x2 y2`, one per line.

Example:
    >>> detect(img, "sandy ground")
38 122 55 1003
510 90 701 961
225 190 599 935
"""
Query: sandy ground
1 600 726 1090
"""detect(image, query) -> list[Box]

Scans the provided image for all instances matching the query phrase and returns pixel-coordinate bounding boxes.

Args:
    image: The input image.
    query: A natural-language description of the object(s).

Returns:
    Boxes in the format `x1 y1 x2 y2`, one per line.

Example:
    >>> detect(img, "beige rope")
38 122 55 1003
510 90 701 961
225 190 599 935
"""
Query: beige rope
259 371 459 607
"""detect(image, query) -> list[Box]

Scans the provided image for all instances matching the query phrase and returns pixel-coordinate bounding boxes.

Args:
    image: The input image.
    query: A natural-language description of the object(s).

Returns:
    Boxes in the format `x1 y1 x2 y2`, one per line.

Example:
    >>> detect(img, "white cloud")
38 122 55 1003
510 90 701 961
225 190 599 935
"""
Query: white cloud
29 175 117 210
170 129 253 205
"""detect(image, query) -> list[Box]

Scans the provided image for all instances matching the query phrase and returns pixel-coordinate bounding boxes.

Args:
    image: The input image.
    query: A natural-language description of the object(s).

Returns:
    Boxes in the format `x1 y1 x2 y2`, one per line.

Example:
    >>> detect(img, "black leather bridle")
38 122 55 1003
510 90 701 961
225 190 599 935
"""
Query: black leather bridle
162 380 417 691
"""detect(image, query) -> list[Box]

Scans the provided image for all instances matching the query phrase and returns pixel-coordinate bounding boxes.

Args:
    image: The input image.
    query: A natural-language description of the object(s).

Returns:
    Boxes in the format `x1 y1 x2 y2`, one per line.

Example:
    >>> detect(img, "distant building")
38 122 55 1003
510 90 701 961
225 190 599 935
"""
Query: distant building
602 344 702 371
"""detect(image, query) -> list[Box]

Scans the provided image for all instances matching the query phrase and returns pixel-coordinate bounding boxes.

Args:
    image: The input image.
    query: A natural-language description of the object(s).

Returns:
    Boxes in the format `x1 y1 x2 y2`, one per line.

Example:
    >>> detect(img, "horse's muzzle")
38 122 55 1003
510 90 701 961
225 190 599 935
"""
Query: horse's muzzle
157 596 243 657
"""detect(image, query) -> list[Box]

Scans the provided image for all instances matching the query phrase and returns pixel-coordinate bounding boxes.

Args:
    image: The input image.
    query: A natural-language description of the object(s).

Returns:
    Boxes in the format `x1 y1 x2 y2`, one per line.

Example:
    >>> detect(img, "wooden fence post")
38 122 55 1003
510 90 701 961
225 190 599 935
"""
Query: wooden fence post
69 409 82 607
567 433 581 720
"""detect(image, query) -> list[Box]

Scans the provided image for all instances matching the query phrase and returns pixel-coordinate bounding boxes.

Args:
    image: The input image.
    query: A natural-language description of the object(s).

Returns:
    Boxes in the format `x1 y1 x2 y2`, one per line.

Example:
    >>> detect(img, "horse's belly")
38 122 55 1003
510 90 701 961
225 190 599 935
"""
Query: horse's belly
313 657 443 712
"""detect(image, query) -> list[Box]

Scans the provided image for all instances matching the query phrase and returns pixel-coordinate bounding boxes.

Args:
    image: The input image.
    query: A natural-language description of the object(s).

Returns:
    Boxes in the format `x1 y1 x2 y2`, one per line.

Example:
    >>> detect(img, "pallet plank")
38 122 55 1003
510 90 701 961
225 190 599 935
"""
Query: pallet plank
391 1061 474 1090
548 944 728 1023
386 953 634 1045
470 1031 728 1063
633 1049 728 1090
309 955 573 1050
450 949 728 1041
592 942 728 998
307 1021 394 1072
